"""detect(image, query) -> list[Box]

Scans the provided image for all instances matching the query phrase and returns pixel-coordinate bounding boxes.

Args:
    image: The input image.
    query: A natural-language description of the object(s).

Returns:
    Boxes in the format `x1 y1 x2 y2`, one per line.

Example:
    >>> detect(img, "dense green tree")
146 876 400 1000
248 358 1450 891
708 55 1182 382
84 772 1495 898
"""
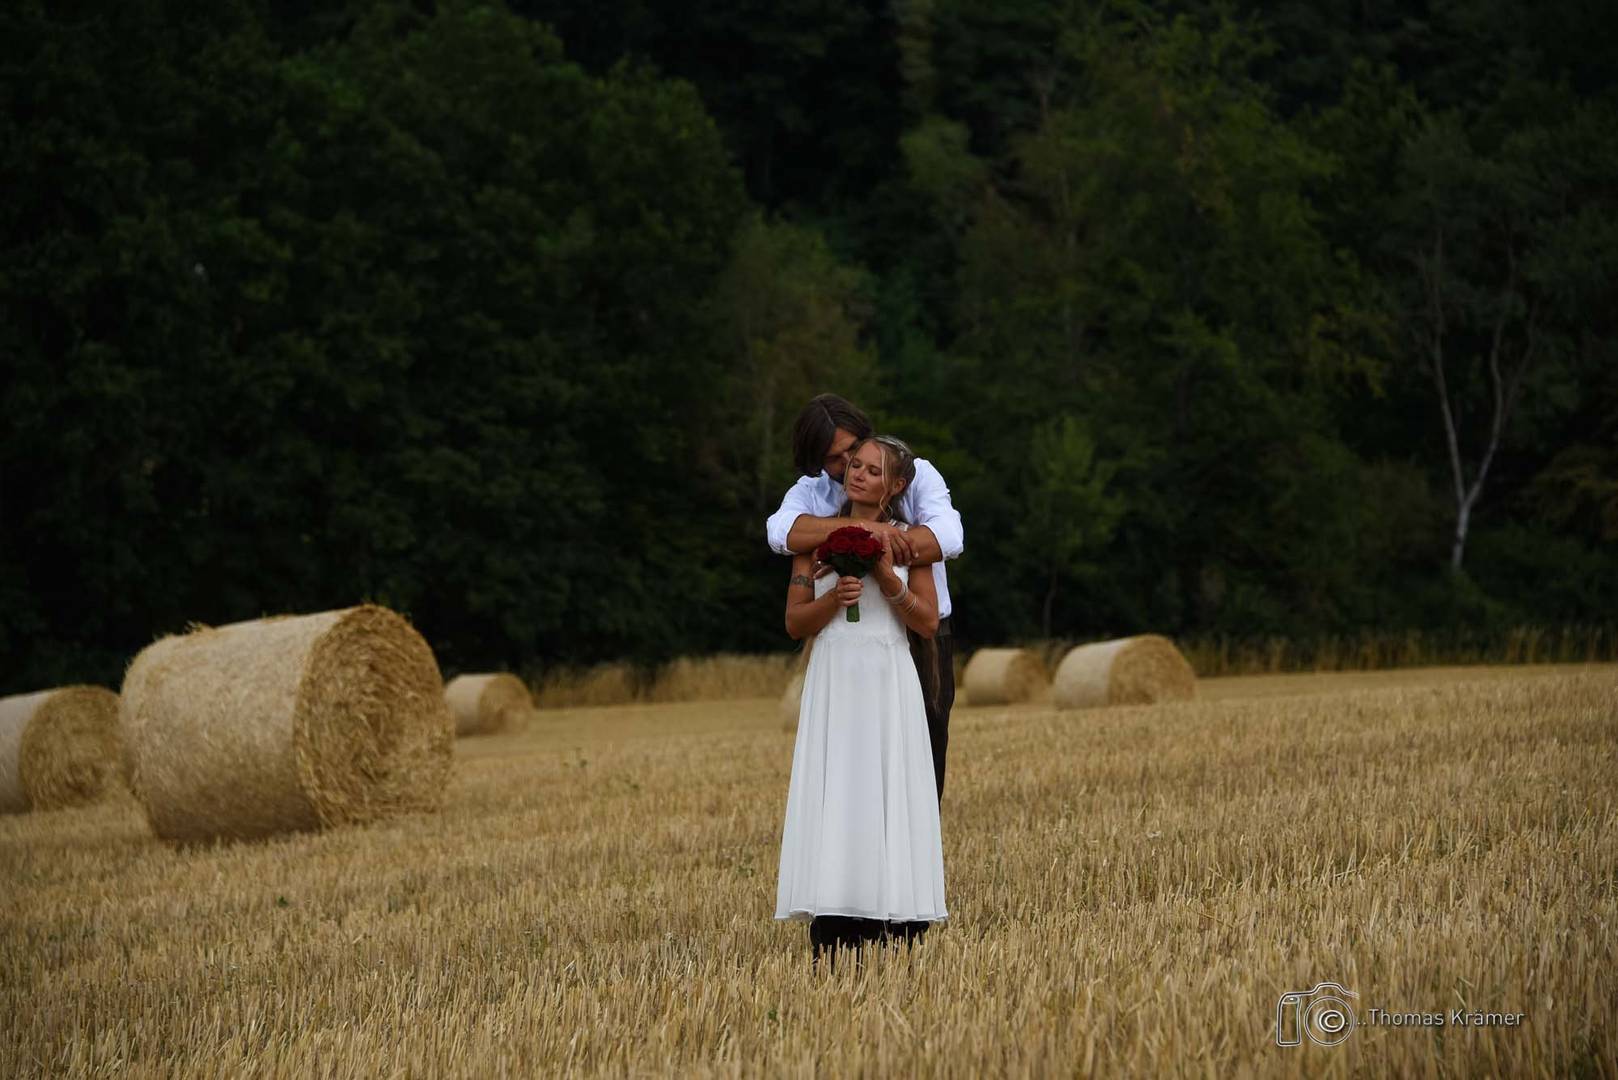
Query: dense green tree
935 10 1381 640
1310 53 1618 583
3 0 1614 693
1 0 752 689
1013 416 1123 637
2 0 290 682
510 0 903 212
708 213 882 514
1384 94 1612 568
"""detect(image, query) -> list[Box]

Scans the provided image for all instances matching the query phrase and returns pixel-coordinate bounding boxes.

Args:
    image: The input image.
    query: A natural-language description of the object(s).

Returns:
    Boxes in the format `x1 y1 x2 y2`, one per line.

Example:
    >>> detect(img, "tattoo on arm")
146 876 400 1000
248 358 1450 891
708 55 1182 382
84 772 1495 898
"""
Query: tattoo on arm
790 574 814 590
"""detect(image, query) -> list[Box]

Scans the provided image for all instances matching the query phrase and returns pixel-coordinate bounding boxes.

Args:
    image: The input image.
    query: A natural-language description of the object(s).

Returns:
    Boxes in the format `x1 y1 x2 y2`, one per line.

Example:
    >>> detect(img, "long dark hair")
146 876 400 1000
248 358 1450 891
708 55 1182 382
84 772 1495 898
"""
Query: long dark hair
836 435 942 714
790 393 873 477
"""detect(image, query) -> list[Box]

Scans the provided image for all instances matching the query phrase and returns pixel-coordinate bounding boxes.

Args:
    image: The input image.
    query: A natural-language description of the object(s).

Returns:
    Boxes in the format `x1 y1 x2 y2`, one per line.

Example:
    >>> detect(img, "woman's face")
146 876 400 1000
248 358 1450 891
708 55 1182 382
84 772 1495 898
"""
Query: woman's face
843 441 892 508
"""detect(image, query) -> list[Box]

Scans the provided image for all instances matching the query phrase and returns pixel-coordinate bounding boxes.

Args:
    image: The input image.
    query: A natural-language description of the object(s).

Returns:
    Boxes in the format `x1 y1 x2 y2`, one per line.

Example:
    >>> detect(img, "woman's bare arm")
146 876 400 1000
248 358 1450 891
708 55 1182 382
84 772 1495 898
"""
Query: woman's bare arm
785 552 862 639
872 534 940 638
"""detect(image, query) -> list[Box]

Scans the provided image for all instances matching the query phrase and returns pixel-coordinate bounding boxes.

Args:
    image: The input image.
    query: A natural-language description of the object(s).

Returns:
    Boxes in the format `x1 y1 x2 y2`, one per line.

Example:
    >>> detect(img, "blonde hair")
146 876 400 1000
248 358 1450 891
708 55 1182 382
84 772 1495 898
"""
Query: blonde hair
838 435 917 522
831 434 939 713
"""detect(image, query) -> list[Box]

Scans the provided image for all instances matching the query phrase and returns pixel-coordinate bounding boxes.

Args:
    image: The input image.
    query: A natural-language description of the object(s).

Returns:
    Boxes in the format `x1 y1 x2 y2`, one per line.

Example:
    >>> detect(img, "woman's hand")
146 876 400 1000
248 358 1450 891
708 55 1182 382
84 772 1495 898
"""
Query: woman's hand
851 518 915 565
872 531 902 594
835 575 863 609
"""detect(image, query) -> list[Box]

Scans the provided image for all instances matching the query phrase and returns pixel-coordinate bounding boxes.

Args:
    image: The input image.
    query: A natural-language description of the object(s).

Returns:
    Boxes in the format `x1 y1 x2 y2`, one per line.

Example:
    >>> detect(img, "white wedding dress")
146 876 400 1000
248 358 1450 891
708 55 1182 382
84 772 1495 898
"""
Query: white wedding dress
774 565 949 924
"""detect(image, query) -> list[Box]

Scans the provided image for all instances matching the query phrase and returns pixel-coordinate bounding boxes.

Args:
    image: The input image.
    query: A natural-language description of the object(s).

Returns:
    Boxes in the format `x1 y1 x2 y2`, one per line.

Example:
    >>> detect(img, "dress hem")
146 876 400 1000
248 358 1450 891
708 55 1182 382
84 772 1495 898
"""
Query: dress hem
775 908 949 924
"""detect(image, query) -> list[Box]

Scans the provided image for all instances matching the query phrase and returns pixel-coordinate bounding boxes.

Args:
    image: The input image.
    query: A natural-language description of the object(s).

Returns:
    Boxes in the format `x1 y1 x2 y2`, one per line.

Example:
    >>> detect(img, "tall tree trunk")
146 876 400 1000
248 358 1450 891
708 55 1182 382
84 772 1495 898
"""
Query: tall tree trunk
1450 496 1472 570
1424 235 1536 570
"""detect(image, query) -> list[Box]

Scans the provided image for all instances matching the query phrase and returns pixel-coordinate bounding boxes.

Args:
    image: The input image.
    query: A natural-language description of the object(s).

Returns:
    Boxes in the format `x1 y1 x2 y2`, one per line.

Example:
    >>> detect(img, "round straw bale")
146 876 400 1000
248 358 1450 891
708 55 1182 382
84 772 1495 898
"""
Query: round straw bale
0 687 121 813
1052 635 1197 709
779 673 805 727
445 673 532 736
963 648 1048 706
120 604 453 842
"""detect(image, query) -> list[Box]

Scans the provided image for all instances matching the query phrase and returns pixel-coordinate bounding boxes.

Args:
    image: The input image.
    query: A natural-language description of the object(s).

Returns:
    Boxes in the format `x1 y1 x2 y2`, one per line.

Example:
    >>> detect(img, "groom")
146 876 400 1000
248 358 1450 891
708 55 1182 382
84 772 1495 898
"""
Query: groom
764 393 964 804
767 393 965 965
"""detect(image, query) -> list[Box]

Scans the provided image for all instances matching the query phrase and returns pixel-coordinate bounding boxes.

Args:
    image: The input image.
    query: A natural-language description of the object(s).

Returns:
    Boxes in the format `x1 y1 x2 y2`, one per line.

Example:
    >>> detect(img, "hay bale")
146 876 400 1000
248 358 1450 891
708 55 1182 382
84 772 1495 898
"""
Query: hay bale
779 673 804 727
445 673 532 735
1052 635 1197 709
963 648 1048 706
119 604 453 842
0 687 121 813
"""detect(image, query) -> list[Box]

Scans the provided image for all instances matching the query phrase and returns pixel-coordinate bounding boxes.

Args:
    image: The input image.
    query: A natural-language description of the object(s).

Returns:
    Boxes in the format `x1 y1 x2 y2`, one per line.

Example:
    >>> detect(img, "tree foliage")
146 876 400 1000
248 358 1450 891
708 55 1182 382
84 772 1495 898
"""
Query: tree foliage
2 0 1615 691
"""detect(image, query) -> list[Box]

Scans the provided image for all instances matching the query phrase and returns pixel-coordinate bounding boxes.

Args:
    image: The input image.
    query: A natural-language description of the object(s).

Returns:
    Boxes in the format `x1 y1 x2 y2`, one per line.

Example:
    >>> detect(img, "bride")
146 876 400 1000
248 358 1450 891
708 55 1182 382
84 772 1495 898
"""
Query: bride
774 434 949 968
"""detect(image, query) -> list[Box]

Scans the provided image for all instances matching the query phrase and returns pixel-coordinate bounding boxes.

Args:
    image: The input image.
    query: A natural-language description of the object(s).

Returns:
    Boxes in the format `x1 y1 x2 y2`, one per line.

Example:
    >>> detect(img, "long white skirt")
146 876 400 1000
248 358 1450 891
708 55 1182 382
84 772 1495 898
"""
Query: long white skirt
774 628 948 924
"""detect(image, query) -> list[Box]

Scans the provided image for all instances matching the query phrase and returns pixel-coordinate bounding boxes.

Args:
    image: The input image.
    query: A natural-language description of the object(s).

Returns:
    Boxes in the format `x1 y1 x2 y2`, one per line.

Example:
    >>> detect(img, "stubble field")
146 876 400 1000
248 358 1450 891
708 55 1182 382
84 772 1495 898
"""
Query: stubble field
3 664 1615 1078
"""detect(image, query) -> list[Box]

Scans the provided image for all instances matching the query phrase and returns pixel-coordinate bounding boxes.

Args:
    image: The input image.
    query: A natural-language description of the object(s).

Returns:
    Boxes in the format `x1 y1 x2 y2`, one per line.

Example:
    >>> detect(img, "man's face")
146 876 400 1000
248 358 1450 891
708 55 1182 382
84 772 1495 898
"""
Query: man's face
823 427 859 481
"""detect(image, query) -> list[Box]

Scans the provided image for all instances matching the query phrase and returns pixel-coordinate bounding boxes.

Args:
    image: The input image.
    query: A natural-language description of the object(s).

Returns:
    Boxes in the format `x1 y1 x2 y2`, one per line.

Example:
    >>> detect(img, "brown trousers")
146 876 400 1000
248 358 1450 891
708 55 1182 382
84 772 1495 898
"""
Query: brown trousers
910 616 954 805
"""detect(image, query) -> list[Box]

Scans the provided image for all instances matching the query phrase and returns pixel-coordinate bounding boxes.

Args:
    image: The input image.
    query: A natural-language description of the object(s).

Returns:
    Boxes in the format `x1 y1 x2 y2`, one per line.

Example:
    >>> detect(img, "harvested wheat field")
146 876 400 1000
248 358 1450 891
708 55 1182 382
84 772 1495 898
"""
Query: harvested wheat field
2 664 1614 1078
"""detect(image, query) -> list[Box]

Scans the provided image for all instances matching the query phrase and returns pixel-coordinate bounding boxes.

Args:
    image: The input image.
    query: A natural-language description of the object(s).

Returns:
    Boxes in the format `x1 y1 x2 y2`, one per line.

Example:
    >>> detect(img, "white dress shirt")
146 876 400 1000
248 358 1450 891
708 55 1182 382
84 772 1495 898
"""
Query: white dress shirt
764 457 963 619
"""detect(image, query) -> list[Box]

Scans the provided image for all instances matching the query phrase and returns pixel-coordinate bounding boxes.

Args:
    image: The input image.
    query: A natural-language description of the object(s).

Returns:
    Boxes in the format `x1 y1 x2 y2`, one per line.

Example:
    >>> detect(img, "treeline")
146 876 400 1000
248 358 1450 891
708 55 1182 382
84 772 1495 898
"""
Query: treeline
3 0 1615 692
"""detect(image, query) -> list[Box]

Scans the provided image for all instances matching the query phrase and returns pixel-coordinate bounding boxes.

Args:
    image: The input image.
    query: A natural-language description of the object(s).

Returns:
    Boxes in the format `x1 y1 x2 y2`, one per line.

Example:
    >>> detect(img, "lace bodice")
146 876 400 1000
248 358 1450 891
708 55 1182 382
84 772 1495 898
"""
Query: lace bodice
814 565 911 645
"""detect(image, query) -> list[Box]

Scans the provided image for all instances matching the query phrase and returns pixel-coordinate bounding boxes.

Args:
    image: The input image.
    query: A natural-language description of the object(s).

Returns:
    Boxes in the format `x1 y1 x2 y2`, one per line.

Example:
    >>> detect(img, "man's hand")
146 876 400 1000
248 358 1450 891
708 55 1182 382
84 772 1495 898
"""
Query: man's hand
887 525 917 566
872 531 906 597
848 519 917 566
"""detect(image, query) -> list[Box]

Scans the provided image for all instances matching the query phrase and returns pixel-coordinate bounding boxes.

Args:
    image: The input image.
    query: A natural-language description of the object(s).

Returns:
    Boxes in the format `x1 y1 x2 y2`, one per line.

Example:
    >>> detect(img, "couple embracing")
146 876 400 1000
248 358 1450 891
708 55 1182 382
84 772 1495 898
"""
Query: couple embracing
765 393 963 969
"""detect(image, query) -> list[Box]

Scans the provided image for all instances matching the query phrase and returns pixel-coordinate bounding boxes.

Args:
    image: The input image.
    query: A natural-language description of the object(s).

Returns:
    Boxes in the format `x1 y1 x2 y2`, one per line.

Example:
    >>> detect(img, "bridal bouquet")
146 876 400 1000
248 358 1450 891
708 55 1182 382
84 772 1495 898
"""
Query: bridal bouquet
815 526 885 622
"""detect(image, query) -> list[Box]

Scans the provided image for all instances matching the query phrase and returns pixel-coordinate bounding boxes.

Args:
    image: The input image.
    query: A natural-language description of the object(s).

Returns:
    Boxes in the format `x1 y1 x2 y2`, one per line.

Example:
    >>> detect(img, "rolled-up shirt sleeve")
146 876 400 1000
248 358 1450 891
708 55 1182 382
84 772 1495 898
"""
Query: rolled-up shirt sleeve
765 475 823 555
907 458 964 559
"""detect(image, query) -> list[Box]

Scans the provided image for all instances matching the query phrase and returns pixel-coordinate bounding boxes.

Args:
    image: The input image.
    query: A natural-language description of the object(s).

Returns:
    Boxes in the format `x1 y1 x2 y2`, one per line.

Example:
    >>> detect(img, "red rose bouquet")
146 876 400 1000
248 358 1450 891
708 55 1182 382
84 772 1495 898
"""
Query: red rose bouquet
815 525 885 622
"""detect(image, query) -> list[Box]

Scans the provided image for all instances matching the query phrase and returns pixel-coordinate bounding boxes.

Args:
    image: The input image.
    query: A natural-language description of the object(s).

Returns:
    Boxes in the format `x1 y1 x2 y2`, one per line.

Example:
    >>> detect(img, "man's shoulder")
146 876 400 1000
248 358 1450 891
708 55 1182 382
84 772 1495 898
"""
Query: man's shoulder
911 457 947 485
780 470 842 508
803 470 841 495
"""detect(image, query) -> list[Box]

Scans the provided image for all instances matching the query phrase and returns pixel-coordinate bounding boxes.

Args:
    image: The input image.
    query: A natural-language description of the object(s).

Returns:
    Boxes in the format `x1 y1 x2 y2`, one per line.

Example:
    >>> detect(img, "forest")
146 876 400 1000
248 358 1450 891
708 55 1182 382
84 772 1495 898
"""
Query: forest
3 0 1615 691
